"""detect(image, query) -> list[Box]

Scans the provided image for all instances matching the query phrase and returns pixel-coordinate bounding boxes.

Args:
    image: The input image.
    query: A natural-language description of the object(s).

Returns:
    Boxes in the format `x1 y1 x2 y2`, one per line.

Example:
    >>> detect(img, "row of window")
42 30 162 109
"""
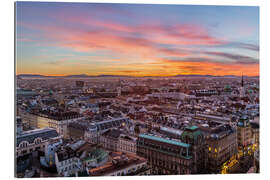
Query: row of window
113 163 146 176
60 164 77 173
60 158 79 166
138 142 190 157
19 138 42 148
17 145 43 156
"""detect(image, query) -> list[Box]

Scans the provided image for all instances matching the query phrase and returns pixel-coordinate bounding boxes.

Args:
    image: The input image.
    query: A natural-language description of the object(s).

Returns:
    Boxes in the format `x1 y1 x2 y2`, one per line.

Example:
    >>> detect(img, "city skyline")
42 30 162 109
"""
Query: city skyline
16 2 259 77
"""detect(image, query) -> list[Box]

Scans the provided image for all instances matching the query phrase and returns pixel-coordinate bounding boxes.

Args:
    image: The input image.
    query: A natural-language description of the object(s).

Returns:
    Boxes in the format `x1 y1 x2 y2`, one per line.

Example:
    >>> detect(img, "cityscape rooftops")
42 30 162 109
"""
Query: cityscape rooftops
160 126 183 136
55 146 76 162
32 110 83 121
81 148 108 162
102 129 122 139
88 117 130 132
139 134 190 148
16 89 38 96
16 128 58 146
89 152 147 176
185 125 198 131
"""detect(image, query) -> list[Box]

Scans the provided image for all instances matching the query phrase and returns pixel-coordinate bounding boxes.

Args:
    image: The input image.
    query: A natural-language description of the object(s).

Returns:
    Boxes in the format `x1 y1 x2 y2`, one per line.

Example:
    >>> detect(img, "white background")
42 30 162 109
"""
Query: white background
0 0 269 179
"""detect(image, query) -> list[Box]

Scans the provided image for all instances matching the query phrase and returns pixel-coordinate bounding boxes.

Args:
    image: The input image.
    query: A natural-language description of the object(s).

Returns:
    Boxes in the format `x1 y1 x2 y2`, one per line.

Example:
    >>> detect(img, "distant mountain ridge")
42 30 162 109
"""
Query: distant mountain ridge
17 74 49 78
17 74 259 79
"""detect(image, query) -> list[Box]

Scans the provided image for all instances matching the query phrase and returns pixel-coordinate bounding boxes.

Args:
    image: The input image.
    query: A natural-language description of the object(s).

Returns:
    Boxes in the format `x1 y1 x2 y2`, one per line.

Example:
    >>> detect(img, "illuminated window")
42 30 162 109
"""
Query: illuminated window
209 147 211 152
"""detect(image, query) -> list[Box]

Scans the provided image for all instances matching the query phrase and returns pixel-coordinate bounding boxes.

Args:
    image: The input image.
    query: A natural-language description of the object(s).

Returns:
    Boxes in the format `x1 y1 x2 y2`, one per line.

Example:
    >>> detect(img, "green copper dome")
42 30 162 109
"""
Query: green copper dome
224 85 231 91
180 126 203 145
49 90 53 95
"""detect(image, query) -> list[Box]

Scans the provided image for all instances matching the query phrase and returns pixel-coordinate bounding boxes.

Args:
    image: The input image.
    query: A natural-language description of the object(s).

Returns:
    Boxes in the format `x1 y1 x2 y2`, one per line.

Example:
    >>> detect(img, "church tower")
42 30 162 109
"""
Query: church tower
240 74 245 98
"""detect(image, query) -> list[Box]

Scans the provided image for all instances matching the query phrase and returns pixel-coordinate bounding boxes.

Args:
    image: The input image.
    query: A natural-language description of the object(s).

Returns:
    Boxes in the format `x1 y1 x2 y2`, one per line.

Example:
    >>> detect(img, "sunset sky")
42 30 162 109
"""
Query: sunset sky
16 2 259 77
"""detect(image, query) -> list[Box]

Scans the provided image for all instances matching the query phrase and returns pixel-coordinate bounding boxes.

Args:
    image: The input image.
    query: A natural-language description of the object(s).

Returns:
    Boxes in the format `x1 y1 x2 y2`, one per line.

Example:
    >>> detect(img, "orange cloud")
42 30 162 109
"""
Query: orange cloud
17 14 258 77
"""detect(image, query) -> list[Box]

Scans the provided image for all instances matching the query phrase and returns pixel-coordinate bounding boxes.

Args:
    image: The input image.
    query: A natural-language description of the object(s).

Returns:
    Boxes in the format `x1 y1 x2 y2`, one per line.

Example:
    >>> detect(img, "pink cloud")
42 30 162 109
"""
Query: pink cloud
17 13 226 62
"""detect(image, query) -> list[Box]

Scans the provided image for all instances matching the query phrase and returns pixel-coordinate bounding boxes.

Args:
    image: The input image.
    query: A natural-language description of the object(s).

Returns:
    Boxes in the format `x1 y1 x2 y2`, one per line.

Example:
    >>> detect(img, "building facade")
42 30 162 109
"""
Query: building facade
40 136 63 168
137 126 206 175
84 117 130 144
16 127 59 157
99 129 137 154
89 152 150 176
118 135 137 154
20 111 84 138
201 124 237 173
237 116 252 148
55 146 82 177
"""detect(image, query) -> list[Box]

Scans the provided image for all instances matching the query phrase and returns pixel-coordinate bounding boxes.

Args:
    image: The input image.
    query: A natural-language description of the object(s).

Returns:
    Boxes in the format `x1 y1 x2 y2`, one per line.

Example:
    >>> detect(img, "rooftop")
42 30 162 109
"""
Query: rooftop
185 125 198 131
16 128 58 146
33 110 83 121
55 146 76 162
102 129 122 139
89 152 147 176
139 134 190 148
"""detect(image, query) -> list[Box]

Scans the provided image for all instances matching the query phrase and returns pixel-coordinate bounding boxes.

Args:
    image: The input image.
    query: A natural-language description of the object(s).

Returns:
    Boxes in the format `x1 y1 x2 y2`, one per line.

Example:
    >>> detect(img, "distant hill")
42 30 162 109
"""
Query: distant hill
222 75 237 78
65 74 131 78
16 74 259 79
64 74 89 78
17 74 47 78
97 74 131 78
174 74 215 78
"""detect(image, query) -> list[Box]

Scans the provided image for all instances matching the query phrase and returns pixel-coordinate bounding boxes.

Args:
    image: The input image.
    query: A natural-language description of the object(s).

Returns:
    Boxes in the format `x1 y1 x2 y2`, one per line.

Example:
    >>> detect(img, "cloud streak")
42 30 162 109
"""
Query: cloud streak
16 3 259 76
203 51 259 64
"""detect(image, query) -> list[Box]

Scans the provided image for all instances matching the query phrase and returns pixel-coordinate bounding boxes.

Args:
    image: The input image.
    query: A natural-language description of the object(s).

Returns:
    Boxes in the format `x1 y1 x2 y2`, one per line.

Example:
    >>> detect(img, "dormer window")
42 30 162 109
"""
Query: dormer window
34 138 42 144
19 141 28 148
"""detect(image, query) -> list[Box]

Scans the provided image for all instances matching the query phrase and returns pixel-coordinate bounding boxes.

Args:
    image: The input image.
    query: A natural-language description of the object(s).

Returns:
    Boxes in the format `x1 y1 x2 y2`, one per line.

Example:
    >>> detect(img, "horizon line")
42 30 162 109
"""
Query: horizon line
16 73 260 77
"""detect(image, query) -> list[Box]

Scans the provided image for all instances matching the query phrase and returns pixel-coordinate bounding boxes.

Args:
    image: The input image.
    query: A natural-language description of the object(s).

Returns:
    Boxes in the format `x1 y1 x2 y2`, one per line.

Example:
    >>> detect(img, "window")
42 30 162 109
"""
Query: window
19 141 28 148
35 138 42 145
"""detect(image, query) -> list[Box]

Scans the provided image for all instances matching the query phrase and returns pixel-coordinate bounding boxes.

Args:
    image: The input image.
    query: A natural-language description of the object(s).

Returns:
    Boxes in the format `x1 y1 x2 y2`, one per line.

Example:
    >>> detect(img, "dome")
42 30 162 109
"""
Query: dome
49 90 53 95
180 126 203 145
224 85 231 91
